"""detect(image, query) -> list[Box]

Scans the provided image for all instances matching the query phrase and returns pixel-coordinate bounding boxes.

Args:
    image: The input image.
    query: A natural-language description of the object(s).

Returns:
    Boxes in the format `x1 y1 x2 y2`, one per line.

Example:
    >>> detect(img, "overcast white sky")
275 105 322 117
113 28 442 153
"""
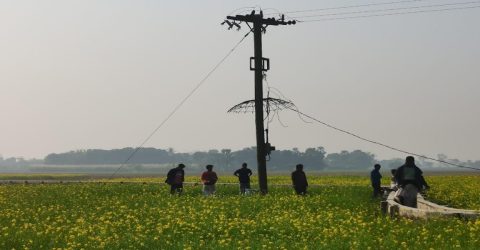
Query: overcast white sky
0 0 479 160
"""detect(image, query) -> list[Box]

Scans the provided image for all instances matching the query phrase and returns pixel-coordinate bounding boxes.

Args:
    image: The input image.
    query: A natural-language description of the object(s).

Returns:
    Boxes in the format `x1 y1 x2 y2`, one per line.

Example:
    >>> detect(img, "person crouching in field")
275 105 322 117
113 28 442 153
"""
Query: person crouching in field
165 163 185 195
370 164 382 198
291 164 308 195
201 165 218 196
234 162 252 194
394 156 430 207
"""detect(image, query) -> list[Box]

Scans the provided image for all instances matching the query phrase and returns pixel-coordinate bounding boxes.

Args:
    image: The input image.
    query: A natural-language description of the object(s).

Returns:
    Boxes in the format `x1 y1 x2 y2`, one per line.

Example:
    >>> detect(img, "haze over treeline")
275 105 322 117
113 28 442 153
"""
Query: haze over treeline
1 1 479 162
1 147 478 173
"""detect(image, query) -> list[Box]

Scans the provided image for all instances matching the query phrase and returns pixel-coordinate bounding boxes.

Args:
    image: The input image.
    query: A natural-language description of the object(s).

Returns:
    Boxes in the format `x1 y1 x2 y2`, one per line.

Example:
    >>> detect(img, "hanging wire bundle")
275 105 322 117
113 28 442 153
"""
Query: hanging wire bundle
227 97 295 114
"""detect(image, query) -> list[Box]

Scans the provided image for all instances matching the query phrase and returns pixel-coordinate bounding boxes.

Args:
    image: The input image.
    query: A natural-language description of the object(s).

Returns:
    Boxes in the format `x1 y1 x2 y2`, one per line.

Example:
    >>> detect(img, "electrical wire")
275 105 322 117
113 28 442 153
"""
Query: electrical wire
224 4 479 171
286 107 480 171
297 5 480 22
275 110 289 128
228 6 256 16
281 0 436 14
292 1 480 18
263 78 312 124
109 31 252 178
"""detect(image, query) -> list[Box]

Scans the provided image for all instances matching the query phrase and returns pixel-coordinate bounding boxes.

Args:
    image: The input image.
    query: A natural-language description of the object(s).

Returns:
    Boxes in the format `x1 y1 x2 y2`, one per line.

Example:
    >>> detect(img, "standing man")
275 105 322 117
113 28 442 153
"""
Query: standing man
370 164 382 198
234 162 253 194
165 163 185 195
201 165 218 196
291 164 308 195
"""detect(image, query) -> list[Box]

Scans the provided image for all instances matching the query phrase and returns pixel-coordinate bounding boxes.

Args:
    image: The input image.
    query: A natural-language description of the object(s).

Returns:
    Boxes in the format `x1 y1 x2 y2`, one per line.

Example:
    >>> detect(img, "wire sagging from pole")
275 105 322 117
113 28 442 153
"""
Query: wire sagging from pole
109 31 252 178
286 107 480 171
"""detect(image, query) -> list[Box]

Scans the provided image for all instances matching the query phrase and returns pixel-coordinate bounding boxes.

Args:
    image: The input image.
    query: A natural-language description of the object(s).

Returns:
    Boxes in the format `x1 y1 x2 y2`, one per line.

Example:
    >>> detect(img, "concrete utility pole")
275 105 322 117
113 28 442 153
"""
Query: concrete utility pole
225 11 295 194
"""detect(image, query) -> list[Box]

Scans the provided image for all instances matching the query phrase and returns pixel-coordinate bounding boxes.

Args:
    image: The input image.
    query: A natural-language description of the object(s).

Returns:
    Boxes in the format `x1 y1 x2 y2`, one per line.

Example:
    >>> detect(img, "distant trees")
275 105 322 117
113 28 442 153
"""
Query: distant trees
42 147 328 171
379 158 404 170
7 147 472 172
2 157 20 166
325 150 375 170
268 147 327 171
0 156 42 167
221 149 232 171
44 148 172 165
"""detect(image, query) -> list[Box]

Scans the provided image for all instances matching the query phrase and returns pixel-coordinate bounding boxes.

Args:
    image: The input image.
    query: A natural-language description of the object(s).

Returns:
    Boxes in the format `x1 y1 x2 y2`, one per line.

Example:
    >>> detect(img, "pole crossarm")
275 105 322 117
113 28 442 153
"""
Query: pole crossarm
223 10 296 32
226 14 296 26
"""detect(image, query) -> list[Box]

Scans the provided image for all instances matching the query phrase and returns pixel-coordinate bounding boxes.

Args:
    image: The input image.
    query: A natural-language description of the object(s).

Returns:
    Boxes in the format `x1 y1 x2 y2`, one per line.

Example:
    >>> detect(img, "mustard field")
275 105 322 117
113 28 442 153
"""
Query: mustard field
0 175 479 249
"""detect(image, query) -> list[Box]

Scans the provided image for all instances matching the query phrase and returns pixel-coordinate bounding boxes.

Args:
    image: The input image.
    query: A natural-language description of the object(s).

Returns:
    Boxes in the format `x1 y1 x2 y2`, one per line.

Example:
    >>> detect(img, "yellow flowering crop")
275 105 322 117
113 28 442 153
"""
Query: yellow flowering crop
0 174 478 249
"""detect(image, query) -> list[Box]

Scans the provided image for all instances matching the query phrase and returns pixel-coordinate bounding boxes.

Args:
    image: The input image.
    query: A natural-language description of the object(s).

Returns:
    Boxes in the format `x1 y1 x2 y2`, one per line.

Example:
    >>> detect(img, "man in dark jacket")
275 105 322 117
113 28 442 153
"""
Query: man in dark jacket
234 163 253 194
394 156 429 190
394 156 429 207
165 163 185 195
370 164 382 198
291 164 308 195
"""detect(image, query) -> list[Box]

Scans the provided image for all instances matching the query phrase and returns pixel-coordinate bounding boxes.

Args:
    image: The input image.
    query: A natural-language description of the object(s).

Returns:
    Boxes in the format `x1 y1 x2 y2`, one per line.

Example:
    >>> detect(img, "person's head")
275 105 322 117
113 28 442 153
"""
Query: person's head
391 169 397 175
242 162 247 168
178 163 185 169
206 165 213 171
296 164 303 171
374 164 381 170
405 156 415 166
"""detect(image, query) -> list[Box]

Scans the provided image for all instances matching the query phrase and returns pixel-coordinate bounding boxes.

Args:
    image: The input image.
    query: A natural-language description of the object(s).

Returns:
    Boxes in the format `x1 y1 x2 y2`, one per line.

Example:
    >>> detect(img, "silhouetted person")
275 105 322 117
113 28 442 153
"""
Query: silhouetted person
291 164 308 195
201 165 218 196
234 162 253 194
165 163 185 195
394 156 430 207
370 164 382 198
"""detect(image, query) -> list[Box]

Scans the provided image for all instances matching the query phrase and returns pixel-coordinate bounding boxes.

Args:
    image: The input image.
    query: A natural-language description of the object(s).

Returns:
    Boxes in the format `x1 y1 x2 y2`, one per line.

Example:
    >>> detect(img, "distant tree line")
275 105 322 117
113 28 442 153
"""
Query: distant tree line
0 156 42 167
40 147 441 171
2 149 478 172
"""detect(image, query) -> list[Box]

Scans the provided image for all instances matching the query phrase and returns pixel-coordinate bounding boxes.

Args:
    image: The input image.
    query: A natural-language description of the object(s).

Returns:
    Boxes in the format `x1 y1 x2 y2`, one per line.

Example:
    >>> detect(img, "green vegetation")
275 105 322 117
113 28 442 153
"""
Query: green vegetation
0 175 478 249
0 173 88 180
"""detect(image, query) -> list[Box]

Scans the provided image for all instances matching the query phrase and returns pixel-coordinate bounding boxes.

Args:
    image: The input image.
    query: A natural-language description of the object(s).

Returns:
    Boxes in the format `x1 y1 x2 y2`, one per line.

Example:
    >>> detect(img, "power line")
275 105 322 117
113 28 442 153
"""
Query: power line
297 5 480 22
292 1 480 18
277 0 434 15
263 77 312 125
228 6 257 16
287 107 480 171
109 31 252 178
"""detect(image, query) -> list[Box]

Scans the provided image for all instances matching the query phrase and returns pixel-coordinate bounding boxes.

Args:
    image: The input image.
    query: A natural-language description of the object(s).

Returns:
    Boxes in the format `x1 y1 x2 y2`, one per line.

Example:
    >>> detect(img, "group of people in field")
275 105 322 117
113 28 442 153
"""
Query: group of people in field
164 155 429 205
370 156 430 208
164 163 309 196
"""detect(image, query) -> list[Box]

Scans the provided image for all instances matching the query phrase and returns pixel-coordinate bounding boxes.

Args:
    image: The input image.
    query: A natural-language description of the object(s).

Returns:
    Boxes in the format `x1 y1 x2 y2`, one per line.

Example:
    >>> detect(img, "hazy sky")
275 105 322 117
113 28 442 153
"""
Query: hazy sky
1 0 479 161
